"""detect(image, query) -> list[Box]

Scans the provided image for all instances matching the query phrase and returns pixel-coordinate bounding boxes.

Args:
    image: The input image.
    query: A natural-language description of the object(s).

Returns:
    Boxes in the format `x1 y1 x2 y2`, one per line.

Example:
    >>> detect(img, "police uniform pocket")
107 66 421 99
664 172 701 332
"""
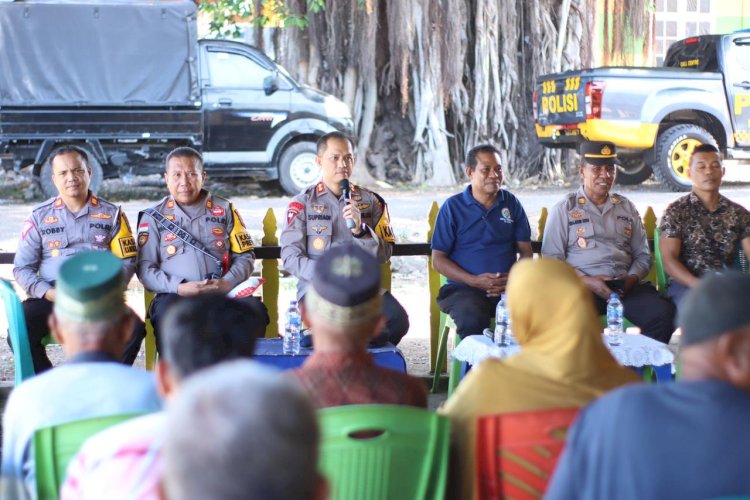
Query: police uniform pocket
569 221 596 250
42 231 68 258
615 218 633 246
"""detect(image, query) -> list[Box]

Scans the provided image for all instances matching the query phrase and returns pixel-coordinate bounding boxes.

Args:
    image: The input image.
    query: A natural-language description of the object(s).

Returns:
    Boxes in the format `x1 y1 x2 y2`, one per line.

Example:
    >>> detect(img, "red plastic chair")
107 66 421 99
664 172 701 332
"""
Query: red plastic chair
476 407 578 499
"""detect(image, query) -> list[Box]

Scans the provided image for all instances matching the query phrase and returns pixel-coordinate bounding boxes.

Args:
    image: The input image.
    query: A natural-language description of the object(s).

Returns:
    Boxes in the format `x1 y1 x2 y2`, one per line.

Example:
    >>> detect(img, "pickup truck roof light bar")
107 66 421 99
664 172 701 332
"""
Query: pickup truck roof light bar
585 81 605 120
683 37 700 44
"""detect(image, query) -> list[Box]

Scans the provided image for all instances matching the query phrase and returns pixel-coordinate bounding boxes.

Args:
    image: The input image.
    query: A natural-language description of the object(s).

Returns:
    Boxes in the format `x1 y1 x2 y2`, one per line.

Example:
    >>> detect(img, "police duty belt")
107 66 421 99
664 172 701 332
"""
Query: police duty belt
143 208 223 277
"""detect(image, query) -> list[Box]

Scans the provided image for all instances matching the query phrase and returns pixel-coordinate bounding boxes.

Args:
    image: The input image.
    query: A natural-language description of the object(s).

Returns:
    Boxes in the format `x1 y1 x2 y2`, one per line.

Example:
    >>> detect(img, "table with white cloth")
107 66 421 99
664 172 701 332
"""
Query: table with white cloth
451 334 675 383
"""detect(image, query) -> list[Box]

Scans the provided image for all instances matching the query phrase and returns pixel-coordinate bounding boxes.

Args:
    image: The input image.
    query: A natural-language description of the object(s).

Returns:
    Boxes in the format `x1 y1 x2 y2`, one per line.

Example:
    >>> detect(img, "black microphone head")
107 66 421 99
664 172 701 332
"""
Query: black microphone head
339 178 350 191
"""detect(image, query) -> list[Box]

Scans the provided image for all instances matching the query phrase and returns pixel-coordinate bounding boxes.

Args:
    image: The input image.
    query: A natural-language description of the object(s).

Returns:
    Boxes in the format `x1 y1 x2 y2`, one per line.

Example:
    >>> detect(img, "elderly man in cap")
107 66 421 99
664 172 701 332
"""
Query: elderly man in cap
659 144 750 311
1 251 161 497
61 295 259 499
547 271 750 499
163 361 328 500
13 145 144 372
542 140 675 343
137 146 268 350
290 244 427 408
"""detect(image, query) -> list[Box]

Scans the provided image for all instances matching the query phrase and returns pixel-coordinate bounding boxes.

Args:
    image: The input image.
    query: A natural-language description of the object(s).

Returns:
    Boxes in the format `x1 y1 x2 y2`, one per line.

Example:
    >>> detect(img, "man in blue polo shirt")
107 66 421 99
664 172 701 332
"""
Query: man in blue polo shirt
431 144 532 339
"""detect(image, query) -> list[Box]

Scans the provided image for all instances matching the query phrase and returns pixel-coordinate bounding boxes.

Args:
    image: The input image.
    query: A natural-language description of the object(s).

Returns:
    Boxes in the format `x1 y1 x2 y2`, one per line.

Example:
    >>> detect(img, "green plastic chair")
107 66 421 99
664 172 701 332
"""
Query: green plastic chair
0 279 36 385
653 227 668 296
431 275 474 395
318 405 451 500
34 413 143 500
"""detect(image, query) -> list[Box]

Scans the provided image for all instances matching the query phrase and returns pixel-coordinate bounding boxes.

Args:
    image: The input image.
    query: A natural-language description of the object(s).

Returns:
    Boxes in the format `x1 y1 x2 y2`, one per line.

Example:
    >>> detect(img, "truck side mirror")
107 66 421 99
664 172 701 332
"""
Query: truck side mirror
263 75 279 96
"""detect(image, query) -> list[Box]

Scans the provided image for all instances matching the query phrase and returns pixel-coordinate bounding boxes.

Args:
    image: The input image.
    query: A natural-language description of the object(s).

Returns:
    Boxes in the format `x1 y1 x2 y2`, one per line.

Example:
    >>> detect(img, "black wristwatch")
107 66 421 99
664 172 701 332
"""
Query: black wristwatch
353 223 367 238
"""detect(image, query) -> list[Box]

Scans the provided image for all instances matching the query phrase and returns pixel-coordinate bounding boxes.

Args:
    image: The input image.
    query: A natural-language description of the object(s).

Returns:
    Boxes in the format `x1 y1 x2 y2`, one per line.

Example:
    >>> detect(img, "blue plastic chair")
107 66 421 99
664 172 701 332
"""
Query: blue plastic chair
0 279 36 385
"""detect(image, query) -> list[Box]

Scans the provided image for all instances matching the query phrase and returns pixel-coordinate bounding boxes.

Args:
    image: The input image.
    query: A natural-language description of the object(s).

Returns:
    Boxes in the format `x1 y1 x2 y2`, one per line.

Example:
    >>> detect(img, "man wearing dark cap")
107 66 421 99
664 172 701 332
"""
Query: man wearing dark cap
547 271 750 499
289 244 427 408
542 141 675 343
659 144 750 311
1 251 161 498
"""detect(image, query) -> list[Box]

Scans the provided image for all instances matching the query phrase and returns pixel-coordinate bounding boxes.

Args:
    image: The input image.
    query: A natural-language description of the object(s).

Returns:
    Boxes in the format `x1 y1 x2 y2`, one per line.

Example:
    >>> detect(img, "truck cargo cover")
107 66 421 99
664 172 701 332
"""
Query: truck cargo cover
0 1 200 106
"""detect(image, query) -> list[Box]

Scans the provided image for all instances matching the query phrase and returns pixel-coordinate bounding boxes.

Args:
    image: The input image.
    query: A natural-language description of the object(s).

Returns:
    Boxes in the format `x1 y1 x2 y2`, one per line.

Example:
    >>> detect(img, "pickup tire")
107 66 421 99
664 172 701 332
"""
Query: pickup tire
616 155 653 185
39 147 103 198
279 142 319 196
653 124 718 192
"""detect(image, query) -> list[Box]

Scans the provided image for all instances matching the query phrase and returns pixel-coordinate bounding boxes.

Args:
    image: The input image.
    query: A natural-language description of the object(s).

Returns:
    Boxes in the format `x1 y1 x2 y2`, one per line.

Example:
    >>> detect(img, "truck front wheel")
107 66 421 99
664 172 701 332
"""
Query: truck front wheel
653 124 718 192
39 146 104 199
616 155 653 185
278 142 319 196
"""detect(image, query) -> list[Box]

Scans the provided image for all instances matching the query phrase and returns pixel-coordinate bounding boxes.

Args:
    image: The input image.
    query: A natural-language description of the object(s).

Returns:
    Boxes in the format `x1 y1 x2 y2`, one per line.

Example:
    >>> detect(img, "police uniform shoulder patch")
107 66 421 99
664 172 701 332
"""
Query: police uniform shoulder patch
54 197 64 209
229 206 253 253
371 192 396 244
578 196 586 205
21 220 35 240
110 212 137 259
315 182 326 194
89 196 99 207
286 201 305 225
166 199 175 210
138 233 149 247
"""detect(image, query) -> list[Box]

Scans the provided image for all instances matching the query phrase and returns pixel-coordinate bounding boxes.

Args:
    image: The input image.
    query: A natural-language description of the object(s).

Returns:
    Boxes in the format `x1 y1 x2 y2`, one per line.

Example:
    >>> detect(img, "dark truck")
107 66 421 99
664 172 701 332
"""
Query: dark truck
533 32 750 191
0 1 353 197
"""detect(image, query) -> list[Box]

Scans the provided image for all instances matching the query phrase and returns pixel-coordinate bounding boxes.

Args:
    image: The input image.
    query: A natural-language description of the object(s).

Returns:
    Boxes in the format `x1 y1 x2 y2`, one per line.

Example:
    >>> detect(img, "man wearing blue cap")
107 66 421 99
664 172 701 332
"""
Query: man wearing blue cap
547 271 750 499
1 251 161 498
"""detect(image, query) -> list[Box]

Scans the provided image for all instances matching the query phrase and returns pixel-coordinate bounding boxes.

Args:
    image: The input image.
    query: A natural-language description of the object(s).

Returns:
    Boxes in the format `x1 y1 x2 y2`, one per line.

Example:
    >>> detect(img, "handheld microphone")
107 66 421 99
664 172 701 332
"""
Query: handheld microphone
339 178 356 229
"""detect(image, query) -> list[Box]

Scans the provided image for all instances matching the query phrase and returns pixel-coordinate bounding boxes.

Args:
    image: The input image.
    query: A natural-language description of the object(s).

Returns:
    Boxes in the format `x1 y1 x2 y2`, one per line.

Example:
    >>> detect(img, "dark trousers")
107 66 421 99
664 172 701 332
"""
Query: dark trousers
437 284 499 339
298 290 409 347
148 293 270 353
592 282 676 343
10 297 145 373
372 291 410 346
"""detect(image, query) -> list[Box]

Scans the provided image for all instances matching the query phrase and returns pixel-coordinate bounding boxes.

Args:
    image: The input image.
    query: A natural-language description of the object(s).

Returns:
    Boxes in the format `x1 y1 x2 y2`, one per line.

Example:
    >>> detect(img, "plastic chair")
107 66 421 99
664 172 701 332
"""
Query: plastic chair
318 405 451 500
653 227 668 296
34 413 143 500
431 312 465 395
143 290 158 370
477 407 578 500
1 279 36 385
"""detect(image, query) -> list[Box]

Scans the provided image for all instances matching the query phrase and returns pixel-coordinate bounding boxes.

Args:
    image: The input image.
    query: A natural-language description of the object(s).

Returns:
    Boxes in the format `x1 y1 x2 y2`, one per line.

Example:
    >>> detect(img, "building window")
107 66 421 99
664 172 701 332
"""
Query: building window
654 0 714 65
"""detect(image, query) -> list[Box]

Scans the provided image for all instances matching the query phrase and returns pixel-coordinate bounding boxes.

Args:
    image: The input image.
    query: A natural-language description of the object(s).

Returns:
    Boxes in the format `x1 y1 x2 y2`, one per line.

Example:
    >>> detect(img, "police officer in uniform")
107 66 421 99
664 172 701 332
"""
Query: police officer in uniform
280 131 409 346
12 145 145 372
137 147 268 349
542 141 676 343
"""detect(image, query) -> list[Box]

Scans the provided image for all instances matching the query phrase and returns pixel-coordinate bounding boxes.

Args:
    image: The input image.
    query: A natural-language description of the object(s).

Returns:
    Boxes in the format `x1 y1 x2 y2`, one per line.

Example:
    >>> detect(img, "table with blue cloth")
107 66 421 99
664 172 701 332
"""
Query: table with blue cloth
452 334 675 382
253 338 408 373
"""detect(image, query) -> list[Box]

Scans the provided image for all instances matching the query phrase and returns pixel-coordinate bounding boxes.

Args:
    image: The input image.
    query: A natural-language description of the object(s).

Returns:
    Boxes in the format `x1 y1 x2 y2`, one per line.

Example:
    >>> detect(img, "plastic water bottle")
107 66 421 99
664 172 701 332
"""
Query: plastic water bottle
283 300 301 354
494 294 514 346
606 293 624 346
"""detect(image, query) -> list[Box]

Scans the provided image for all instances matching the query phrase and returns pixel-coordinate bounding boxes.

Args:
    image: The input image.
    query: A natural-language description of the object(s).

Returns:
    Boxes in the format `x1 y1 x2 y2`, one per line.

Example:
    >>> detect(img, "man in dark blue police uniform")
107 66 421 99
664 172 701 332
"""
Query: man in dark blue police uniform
431 144 533 338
